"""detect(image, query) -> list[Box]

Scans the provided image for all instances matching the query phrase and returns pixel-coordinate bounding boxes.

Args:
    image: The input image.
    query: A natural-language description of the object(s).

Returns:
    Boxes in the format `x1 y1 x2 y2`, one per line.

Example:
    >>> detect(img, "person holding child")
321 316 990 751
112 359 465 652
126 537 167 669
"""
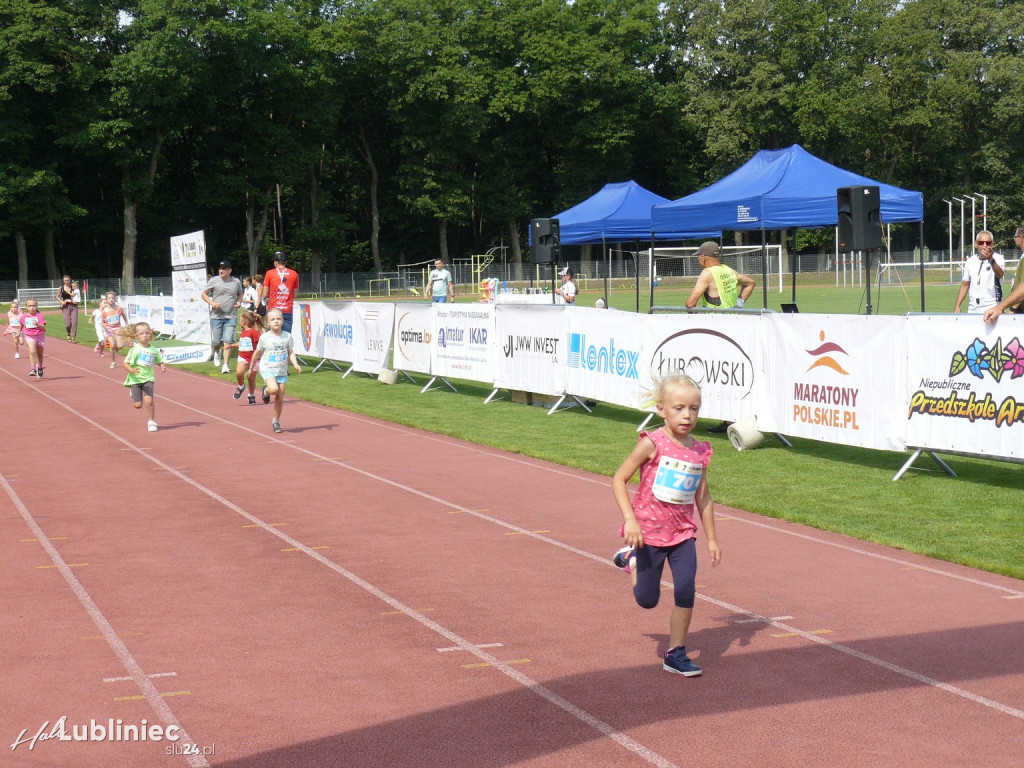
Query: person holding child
56 275 79 342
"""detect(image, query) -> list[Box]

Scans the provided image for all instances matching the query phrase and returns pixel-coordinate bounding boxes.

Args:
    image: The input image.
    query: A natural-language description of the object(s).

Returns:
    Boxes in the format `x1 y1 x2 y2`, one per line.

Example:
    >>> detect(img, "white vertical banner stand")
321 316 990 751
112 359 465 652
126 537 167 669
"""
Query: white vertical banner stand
169 230 211 344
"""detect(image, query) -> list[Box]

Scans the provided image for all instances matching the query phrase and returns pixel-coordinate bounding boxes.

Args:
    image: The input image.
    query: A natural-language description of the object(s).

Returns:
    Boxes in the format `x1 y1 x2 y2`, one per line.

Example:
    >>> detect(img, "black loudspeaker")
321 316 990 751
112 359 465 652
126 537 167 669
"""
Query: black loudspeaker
530 218 560 264
837 186 882 250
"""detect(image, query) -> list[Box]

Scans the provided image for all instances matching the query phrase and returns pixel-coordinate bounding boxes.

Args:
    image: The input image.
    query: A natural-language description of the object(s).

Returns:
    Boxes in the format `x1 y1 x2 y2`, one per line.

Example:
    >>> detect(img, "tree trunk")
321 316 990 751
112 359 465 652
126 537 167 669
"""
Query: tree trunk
122 165 138 290
357 126 382 274
120 132 165 290
15 231 28 285
507 217 523 281
246 186 274 276
43 224 59 281
308 161 322 292
438 220 449 263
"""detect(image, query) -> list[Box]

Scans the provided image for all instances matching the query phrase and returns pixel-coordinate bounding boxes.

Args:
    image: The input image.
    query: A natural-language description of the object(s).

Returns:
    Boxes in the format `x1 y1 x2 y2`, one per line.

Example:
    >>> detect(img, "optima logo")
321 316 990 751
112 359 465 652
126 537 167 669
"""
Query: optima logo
569 333 639 379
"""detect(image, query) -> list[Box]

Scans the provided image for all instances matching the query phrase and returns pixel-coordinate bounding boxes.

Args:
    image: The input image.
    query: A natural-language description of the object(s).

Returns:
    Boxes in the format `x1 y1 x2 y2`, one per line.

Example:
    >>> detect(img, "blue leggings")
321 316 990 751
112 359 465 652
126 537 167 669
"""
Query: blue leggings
633 538 697 609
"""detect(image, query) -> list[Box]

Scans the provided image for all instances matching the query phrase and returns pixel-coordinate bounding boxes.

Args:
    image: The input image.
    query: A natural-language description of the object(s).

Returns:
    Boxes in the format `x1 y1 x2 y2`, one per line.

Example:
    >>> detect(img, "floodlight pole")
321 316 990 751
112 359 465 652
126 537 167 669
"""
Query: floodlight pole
964 194 978 248
942 199 952 263
977 193 988 231
952 197 965 261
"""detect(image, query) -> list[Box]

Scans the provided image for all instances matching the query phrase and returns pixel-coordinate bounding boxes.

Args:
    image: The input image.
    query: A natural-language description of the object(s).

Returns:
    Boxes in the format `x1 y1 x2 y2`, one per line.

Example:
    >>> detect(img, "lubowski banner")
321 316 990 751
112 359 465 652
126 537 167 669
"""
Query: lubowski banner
121 296 1024 462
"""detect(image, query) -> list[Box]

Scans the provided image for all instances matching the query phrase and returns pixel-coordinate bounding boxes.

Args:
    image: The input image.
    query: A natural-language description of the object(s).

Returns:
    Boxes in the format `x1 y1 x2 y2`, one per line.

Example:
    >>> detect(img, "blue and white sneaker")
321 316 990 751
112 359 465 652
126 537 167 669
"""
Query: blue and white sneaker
612 546 635 574
663 646 702 677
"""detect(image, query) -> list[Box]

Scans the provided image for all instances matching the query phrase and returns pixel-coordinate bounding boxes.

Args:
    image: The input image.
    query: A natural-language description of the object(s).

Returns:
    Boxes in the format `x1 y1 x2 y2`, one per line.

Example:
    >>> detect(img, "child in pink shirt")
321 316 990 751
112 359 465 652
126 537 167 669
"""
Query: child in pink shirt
611 373 721 677
6 300 24 359
19 299 47 378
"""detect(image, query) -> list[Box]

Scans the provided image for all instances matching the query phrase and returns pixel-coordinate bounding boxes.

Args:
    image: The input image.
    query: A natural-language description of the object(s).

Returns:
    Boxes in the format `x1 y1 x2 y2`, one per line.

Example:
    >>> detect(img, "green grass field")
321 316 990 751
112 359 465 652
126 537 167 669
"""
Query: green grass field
17 289 1023 581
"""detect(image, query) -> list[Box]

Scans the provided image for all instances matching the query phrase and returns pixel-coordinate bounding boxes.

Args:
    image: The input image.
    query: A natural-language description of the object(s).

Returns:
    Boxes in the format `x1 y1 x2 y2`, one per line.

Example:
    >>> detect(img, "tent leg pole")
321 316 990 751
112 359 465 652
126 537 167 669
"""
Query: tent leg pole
761 228 768 309
919 220 926 312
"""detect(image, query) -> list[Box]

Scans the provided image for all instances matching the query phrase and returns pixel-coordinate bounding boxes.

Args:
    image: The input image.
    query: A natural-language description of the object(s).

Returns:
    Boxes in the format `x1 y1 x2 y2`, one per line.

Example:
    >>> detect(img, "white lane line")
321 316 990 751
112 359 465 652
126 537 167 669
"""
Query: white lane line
6 369 680 768
289 395 1024 599
18 362 1024 726
695 595 1024 720
0 472 208 768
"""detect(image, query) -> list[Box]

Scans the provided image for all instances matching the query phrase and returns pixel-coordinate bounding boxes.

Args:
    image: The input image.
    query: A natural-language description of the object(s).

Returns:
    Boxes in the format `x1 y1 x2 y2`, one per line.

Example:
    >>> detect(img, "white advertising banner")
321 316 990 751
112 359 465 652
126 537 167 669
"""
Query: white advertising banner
292 301 323 358
123 295 175 337
352 302 396 375
761 314 907 450
319 302 356 363
429 304 495 383
169 230 210 343
641 314 763 423
493 305 567 396
905 314 1024 459
565 307 645 409
392 303 434 375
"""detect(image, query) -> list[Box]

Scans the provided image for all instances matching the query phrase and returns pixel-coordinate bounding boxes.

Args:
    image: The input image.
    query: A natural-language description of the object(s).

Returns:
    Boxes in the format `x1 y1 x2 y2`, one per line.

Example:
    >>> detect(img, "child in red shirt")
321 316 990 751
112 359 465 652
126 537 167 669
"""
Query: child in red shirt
232 310 263 405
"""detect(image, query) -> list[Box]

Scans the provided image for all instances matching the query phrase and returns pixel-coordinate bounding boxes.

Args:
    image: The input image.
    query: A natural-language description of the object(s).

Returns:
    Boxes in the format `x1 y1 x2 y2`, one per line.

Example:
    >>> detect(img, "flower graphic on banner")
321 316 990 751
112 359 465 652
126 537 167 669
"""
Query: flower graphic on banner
1003 337 1024 378
949 336 1023 381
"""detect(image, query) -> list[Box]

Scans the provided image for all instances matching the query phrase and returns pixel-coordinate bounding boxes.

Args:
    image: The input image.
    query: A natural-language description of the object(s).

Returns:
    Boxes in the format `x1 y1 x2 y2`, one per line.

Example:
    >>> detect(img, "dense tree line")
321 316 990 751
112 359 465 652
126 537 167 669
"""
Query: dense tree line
1 0 1022 283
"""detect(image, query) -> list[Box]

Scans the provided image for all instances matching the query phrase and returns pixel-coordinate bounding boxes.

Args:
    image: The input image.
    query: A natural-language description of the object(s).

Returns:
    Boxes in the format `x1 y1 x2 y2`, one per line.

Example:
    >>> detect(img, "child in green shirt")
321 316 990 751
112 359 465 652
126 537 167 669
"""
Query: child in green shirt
122 322 167 432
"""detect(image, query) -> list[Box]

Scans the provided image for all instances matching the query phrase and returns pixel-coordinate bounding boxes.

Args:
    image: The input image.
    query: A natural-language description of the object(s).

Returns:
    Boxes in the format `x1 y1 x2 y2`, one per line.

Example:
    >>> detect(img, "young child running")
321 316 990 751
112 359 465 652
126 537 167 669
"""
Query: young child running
19 299 47 377
232 310 263 405
6 300 24 359
121 322 167 432
250 309 301 433
611 373 721 677
102 291 128 368
91 297 108 355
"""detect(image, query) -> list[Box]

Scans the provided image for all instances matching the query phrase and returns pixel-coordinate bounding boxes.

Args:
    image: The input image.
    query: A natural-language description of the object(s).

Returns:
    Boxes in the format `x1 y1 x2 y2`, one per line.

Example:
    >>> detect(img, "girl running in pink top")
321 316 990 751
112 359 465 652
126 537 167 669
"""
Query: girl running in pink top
6 300 24 359
611 373 721 677
19 299 47 378
101 291 128 368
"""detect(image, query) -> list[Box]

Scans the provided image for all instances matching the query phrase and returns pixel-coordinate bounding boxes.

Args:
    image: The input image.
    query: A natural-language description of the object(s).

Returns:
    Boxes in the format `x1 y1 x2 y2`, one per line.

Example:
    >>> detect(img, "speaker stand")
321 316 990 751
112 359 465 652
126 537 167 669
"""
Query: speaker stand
864 248 873 316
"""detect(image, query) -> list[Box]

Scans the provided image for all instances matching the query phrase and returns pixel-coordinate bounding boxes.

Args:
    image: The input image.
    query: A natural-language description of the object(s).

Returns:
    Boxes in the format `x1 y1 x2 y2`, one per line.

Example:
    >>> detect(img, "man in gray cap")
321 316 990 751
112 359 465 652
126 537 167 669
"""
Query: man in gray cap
202 260 243 373
685 242 756 310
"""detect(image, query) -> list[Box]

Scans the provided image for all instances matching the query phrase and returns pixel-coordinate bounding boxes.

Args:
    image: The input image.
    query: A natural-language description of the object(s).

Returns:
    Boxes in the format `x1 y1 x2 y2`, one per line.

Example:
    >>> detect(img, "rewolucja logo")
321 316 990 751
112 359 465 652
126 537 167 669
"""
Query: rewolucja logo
805 330 850 375
949 336 1024 382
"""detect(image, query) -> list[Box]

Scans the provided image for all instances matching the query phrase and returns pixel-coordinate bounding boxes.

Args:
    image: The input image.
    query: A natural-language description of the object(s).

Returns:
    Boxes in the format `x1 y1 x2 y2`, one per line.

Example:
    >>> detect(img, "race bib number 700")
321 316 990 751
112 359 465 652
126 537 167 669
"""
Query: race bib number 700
651 457 703 505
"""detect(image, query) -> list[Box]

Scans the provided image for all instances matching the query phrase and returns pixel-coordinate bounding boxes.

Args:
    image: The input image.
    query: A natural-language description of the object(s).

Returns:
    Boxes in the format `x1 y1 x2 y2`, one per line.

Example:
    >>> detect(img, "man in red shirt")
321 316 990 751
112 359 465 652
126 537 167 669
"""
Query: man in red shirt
259 251 299 332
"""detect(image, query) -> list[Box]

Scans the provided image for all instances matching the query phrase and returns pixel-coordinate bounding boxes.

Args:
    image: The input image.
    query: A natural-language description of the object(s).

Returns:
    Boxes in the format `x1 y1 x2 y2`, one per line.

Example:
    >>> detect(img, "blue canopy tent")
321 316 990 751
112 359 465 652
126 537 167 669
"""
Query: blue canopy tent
549 180 719 307
555 180 718 243
650 145 926 311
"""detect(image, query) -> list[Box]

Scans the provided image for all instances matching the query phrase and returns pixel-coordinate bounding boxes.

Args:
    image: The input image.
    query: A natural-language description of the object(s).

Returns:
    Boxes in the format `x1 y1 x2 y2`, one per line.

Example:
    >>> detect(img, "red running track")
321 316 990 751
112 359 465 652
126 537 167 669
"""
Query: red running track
1 338 1023 768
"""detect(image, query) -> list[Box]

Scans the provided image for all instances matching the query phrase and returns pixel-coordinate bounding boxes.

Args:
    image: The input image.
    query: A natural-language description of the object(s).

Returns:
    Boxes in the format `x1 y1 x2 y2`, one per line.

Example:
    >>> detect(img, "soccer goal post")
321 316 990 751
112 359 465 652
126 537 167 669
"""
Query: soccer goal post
645 244 784 301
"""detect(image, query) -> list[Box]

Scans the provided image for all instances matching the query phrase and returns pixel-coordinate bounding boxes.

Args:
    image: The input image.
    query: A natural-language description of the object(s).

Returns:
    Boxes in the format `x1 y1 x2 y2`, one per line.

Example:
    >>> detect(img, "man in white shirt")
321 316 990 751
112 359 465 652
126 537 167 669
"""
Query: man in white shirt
954 230 1004 314
555 267 577 304
427 259 454 303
